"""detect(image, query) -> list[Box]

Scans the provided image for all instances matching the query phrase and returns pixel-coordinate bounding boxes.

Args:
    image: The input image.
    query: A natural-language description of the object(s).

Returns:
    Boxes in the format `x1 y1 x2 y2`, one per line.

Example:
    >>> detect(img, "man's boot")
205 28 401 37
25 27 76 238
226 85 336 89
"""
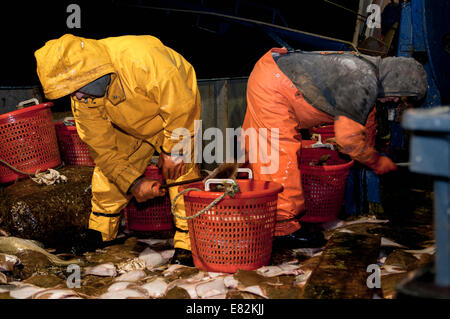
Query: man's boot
273 223 326 249
170 248 194 267
70 229 104 256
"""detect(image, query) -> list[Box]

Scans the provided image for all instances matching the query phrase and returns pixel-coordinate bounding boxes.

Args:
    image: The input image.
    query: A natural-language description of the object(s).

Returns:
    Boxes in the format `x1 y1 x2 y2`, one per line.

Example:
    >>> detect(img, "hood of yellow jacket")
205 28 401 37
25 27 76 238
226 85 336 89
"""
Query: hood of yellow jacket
35 34 116 100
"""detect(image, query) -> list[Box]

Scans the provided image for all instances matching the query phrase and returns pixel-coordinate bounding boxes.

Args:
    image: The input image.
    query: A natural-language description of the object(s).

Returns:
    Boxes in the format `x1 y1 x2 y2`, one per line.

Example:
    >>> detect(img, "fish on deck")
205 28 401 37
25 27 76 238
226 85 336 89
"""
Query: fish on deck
0 253 21 272
0 237 83 266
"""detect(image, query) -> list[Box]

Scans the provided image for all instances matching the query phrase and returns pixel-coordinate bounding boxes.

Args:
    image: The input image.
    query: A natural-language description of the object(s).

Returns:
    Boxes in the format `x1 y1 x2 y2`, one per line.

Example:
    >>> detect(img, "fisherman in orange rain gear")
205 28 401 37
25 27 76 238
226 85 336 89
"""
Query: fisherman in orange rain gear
35 34 201 265
242 48 428 248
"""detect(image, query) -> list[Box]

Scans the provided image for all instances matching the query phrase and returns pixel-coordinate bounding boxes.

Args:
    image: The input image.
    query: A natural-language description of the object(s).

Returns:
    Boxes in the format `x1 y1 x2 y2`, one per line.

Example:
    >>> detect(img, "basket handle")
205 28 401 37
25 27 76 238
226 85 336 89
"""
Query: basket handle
237 168 253 179
205 178 238 191
309 140 335 151
16 98 39 109
62 117 76 126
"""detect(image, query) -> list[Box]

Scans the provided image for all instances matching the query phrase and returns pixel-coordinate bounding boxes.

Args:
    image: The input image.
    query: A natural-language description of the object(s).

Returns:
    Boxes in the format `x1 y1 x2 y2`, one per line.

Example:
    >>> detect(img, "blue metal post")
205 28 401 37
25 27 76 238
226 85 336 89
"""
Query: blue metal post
397 0 442 107
434 178 450 286
403 106 450 287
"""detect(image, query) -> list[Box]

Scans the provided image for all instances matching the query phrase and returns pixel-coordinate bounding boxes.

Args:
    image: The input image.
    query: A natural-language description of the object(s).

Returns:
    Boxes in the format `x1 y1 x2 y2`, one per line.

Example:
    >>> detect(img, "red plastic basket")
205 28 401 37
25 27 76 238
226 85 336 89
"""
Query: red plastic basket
0 102 61 184
299 140 353 223
309 123 335 142
181 179 283 273
55 120 95 167
124 165 173 232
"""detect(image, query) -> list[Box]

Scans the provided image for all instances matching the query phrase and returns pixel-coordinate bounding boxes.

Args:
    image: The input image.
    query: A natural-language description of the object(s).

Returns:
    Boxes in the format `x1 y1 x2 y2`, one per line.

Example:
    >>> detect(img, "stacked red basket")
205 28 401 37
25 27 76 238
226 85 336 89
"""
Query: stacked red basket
124 165 173 232
299 140 353 223
55 119 95 167
0 102 61 184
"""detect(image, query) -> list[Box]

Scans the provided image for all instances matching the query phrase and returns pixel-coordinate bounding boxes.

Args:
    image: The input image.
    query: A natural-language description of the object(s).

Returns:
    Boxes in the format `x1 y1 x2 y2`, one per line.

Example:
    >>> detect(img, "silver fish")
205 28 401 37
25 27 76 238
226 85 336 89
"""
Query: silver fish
0 237 83 266
138 247 173 269
0 253 21 272
223 275 239 289
107 281 136 292
9 284 46 299
32 288 82 299
256 262 304 277
100 288 147 299
239 285 268 299
140 278 168 298
294 270 313 287
196 277 227 299
114 269 146 282
84 262 117 277
162 264 191 277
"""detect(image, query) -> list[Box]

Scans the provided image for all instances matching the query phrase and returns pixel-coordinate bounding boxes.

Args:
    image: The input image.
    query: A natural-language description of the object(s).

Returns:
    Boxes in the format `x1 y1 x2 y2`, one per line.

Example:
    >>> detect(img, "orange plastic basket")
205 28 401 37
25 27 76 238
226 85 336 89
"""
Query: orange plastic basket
124 165 173 232
0 102 61 184
309 123 335 142
55 120 95 167
299 141 353 223
181 178 283 273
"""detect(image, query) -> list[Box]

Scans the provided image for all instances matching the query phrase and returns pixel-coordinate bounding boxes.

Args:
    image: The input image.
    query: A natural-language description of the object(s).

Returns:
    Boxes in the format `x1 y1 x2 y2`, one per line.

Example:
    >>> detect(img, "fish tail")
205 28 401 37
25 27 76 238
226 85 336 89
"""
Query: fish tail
47 254 83 266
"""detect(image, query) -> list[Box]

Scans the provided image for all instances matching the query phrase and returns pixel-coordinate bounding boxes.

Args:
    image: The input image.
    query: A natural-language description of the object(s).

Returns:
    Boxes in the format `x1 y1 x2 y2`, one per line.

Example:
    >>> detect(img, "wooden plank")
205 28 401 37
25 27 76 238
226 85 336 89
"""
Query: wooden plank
303 232 381 299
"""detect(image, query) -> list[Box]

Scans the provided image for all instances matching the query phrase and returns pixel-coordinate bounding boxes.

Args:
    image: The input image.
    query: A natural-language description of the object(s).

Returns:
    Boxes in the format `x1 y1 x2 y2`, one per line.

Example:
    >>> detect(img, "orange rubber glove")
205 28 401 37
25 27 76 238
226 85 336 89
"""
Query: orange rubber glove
157 152 186 180
367 154 398 175
129 177 166 203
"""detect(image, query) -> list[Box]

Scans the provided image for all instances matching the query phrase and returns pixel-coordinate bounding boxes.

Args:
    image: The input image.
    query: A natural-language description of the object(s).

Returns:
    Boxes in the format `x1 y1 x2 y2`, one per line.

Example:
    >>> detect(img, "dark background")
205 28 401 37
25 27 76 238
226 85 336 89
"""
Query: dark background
0 0 358 85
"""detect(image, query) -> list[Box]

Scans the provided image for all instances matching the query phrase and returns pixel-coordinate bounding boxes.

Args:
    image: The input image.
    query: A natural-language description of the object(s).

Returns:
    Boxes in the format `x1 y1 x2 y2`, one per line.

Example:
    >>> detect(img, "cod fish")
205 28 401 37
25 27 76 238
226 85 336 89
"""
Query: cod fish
0 237 83 266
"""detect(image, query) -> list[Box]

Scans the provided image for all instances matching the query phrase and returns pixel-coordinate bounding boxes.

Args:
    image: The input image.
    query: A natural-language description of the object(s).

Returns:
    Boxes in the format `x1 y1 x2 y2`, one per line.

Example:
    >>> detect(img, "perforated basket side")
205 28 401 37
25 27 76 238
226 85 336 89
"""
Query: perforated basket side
124 165 173 232
184 192 278 273
299 147 353 223
55 122 95 167
0 104 61 183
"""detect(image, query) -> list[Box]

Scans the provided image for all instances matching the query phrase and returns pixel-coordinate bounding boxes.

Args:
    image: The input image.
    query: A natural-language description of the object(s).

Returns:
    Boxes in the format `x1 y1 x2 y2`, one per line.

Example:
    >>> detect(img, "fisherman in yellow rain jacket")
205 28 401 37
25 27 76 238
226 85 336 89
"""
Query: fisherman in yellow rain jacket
35 34 201 266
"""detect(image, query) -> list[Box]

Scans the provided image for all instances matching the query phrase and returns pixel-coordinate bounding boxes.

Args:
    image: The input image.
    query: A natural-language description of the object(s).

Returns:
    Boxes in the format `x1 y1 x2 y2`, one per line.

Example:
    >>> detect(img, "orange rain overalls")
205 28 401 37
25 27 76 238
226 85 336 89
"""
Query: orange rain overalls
35 35 201 249
242 48 378 236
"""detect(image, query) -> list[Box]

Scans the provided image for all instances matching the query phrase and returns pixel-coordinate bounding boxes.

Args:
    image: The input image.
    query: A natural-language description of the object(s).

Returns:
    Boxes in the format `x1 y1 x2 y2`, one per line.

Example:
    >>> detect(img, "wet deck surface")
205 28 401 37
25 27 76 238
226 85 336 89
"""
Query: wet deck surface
0 168 436 299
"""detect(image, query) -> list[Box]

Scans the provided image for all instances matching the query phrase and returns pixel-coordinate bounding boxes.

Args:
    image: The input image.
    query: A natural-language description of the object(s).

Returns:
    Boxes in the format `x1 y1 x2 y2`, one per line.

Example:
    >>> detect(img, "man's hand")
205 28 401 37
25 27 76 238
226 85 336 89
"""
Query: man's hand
158 152 186 180
371 155 398 175
129 177 166 203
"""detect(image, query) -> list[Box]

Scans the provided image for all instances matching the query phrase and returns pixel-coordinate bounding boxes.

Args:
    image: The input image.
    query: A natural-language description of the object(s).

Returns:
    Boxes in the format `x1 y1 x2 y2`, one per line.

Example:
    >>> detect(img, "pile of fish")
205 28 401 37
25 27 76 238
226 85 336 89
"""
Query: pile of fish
0 234 310 299
0 214 436 299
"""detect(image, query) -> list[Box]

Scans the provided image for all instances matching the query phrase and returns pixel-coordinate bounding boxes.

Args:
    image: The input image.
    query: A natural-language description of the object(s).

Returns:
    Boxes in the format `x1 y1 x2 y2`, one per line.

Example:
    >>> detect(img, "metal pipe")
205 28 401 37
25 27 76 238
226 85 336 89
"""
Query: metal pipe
124 4 359 53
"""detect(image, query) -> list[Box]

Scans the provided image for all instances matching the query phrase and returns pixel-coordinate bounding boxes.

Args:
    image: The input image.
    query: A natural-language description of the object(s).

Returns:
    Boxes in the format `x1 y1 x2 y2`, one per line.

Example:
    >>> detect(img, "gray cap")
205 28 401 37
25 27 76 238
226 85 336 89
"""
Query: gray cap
378 57 428 100
77 73 112 97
